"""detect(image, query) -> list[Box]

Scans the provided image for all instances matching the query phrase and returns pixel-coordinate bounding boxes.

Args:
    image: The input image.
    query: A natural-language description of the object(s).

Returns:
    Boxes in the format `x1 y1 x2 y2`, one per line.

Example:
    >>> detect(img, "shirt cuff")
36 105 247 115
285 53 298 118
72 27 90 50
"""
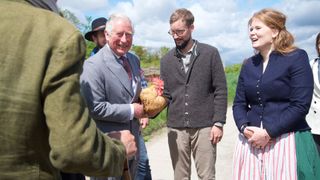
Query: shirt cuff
240 124 248 134
214 122 224 128
129 104 134 120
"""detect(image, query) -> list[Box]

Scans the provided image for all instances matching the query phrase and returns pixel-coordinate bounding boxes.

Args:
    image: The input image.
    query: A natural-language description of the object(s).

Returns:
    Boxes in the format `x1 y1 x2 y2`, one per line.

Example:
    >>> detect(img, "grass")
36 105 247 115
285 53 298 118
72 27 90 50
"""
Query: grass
140 61 160 69
226 71 240 105
141 109 167 141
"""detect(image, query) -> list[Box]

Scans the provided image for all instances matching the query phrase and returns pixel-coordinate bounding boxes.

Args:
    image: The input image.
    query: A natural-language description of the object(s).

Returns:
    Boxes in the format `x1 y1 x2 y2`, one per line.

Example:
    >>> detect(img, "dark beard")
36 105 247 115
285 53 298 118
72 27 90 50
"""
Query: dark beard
176 37 191 50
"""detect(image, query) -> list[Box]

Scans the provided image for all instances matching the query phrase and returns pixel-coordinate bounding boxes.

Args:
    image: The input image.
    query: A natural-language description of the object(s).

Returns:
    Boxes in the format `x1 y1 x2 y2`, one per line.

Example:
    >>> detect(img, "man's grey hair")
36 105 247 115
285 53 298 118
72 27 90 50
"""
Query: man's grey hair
105 13 134 34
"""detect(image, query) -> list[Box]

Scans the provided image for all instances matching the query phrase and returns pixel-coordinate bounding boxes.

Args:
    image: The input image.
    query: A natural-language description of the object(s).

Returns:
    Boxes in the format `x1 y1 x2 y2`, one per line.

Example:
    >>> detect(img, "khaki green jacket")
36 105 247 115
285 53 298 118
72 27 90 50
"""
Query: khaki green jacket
0 1 126 179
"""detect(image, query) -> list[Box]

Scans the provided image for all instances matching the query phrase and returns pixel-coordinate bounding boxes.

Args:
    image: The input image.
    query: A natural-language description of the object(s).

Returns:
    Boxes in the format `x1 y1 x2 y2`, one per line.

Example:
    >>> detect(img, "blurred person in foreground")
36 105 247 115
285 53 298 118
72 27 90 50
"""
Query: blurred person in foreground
80 13 147 180
306 32 320 154
0 0 136 179
160 8 227 180
232 8 320 179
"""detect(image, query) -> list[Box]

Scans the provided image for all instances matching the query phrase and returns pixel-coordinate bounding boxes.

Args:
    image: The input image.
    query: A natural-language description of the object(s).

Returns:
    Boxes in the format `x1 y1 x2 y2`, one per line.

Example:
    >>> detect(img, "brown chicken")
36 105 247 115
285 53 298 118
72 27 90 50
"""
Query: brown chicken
139 78 167 117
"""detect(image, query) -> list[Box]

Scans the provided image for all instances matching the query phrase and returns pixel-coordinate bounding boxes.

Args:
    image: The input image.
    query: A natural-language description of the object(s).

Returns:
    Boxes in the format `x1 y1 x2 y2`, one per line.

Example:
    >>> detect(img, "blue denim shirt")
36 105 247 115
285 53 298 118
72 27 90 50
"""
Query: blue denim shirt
89 46 100 57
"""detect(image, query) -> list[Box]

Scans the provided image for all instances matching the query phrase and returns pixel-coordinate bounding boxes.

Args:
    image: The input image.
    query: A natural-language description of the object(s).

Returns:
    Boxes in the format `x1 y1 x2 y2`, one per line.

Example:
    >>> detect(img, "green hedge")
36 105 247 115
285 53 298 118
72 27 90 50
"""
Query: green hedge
225 64 241 104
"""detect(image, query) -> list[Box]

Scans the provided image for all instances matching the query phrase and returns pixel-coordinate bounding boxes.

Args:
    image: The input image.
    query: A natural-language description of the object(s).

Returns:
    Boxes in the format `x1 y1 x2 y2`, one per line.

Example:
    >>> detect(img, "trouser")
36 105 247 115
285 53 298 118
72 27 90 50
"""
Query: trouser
90 159 136 180
167 127 216 180
135 134 152 180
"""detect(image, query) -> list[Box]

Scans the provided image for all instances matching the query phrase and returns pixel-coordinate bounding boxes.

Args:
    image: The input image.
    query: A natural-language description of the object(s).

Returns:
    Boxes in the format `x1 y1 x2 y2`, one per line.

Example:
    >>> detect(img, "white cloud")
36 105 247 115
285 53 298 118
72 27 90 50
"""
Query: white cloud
277 0 320 60
106 0 175 23
57 0 108 12
196 0 237 12
57 0 109 23
134 20 172 48
186 1 252 64
281 0 320 26
58 0 319 65
102 0 176 48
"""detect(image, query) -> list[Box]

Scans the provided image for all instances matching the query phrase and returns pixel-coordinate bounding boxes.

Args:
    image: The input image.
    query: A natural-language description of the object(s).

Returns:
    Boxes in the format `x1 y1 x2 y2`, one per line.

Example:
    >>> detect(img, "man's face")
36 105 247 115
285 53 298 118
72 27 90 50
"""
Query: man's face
92 30 107 48
169 19 193 50
105 19 133 56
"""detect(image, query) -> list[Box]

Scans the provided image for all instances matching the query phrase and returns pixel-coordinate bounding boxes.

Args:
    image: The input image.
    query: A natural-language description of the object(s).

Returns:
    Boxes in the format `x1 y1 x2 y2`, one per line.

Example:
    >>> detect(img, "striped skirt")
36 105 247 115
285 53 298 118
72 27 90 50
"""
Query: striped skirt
233 131 320 180
232 131 320 180
233 132 296 180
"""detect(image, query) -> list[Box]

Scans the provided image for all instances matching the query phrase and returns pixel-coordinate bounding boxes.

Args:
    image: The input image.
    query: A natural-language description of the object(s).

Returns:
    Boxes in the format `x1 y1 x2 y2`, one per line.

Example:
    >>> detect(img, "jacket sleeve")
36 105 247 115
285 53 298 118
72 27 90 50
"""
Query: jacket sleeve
232 61 250 132
160 56 172 102
265 51 314 138
211 49 228 123
41 31 126 176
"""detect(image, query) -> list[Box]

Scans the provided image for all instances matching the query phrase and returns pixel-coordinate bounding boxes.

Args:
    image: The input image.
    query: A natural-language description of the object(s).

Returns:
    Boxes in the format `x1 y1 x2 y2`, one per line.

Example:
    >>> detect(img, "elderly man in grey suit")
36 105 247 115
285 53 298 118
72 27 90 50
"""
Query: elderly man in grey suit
80 14 145 179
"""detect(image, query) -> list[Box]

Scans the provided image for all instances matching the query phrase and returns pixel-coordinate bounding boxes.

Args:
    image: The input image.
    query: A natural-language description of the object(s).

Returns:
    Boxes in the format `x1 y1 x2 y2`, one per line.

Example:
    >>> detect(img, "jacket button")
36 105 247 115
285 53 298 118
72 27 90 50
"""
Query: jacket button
185 102 188 106
314 111 317 114
185 112 189 115
257 91 260 94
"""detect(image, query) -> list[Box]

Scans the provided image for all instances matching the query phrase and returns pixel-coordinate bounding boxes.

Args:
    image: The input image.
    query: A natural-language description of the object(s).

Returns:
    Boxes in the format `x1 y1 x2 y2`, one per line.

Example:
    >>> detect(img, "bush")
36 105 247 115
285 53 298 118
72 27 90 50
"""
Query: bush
85 41 95 58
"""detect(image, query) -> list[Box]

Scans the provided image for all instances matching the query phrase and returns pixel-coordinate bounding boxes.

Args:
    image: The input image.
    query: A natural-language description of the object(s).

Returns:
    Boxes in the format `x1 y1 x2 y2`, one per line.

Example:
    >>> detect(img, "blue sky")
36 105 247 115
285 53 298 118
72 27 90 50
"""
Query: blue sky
57 0 320 65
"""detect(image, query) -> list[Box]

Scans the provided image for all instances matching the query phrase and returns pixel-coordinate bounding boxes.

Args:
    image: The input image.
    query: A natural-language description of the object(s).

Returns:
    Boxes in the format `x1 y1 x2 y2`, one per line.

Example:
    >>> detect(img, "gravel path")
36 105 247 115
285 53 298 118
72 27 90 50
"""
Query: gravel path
146 107 238 180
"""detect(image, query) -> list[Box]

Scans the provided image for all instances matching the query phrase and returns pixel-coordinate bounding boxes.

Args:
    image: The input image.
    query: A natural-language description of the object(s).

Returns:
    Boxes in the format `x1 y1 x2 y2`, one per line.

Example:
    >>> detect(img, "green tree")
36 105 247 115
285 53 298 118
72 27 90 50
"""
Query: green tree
60 9 92 35
131 45 148 62
82 16 93 34
60 9 96 58
159 46 170 58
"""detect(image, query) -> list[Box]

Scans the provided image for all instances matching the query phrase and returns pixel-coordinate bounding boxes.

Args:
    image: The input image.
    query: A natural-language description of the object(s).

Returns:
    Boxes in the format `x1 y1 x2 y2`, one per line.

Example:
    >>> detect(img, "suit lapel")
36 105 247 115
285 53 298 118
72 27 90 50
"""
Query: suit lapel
102 47 134 97
126 53 142 103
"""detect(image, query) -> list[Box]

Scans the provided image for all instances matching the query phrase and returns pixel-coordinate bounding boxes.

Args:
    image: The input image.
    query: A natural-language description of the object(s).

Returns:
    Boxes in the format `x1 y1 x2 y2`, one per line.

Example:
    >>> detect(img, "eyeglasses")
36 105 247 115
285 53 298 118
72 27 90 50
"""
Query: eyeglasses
168 29 187 36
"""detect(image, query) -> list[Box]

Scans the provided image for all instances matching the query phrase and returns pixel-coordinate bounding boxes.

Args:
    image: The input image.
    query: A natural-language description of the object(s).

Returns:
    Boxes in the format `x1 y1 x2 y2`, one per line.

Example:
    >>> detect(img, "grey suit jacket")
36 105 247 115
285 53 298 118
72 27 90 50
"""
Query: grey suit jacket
80 45 141 137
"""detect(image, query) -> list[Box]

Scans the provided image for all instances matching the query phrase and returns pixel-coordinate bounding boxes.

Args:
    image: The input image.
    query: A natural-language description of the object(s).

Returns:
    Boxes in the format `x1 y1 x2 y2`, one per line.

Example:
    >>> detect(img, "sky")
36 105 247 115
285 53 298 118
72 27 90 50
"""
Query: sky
57 0 320 65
